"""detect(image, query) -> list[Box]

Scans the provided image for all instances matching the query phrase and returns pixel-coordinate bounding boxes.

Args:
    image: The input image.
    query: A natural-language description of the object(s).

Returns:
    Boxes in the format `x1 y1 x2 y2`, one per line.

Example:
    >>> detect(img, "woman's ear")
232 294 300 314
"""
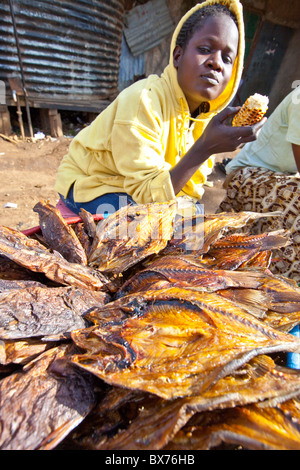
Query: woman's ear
173 45 183 68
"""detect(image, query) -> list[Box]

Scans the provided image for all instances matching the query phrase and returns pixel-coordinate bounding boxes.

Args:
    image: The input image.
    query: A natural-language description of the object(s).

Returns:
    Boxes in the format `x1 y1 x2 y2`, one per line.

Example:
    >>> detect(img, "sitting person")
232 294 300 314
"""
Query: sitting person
219 87 300 281
55 0 263 218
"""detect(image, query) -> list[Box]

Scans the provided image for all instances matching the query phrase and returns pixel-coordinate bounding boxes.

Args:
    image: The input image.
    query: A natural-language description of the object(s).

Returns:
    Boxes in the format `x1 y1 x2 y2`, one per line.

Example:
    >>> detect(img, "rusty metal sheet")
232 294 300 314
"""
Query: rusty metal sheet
123 0 174 57
0 0 125 111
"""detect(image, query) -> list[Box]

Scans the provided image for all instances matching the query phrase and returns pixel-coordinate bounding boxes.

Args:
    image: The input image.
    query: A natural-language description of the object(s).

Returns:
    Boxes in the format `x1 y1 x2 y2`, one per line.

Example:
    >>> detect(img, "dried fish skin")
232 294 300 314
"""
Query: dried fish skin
116 254 300 317
65 356 300 450
165 211 282 255
0 226 109 291
33 200 88 265
0 255 44 283
206 230 291 270
117 254 272 298
165 399 300 450
79 208 97 239
0 338 52 365
0 285 110 340
88 200 177 272
71 288 300 400
0 278 46 291
228 270 300 314
0 344 95 450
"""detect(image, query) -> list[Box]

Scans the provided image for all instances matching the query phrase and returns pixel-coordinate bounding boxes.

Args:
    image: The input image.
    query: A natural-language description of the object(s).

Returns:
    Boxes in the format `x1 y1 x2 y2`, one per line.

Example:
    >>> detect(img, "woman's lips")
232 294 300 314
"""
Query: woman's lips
200 75 219 86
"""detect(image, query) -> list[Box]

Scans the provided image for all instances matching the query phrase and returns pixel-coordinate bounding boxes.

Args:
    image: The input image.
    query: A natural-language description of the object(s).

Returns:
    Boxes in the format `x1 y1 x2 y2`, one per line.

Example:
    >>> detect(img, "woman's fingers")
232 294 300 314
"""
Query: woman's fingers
217 106 241 123
233 117 267 143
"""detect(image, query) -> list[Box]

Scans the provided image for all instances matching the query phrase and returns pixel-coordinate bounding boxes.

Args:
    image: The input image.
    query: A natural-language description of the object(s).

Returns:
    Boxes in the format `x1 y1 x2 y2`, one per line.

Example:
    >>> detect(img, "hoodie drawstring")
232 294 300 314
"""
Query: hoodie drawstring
178 98 210 158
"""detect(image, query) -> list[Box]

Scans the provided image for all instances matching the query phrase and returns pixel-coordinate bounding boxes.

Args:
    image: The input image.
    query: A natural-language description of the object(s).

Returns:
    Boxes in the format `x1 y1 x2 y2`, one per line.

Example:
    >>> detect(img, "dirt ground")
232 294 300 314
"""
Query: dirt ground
0 134 230 231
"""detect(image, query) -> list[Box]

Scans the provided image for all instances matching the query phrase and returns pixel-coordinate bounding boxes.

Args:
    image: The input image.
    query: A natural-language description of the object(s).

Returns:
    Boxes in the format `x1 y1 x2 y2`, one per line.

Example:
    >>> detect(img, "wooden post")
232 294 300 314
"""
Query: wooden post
39 108 63 138
48 109 63 138
0 105 12 136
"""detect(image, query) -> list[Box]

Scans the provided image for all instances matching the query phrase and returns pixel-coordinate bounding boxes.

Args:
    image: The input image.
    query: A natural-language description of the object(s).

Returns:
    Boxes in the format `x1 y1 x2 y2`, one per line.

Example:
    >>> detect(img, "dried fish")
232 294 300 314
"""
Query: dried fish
116 254 273 297
205 230 291 270
165 397 300 450
0 285 110 340
65 355 300 450
0 201 299 451
33 200 88 265
0 344 95 450
0 254 44 282
165 211 281 255
79 208 97 239
116 255 300 328
71 287 300 399
74 223 92 257
88 200 177 272
0 226 110 291
0 338 52 365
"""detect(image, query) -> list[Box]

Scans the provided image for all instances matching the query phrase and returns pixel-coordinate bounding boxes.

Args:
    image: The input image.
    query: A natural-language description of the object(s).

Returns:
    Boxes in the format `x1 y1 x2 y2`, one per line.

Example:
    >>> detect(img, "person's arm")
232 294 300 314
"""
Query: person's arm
170 107 266 195
292 144 300 173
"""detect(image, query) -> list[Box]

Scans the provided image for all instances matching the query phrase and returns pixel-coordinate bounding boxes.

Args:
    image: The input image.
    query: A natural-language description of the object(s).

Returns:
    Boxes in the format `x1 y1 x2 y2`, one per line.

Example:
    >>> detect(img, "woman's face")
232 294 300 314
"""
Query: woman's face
173 14 239 113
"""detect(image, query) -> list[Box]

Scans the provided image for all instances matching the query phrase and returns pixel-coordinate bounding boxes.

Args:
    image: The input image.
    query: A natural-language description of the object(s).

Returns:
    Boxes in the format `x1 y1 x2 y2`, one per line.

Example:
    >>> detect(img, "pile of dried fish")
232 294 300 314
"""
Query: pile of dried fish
1 198 300 450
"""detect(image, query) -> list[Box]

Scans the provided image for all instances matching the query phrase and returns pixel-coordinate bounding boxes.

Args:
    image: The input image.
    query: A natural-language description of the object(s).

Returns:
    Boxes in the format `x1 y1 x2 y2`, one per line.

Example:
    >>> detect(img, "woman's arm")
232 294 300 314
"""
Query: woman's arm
292 143 300 173
170 107 266 195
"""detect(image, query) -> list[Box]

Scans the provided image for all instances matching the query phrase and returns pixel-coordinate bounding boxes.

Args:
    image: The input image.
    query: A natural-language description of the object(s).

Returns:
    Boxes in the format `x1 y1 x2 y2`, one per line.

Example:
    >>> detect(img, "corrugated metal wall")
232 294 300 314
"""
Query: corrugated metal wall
0 0 125 111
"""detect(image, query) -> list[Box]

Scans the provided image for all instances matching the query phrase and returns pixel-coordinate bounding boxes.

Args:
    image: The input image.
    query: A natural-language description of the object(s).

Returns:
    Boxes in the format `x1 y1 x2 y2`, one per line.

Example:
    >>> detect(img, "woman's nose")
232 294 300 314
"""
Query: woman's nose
206 52 223 72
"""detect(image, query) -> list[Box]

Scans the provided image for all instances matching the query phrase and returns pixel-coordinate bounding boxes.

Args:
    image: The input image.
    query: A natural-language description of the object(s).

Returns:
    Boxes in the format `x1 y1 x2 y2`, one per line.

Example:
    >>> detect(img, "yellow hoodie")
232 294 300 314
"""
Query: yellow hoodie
55 0 244 204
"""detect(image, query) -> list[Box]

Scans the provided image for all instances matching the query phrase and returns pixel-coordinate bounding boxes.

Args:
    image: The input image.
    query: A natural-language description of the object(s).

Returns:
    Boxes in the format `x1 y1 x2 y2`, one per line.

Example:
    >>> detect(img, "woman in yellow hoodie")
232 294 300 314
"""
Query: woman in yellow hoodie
55 0 263 216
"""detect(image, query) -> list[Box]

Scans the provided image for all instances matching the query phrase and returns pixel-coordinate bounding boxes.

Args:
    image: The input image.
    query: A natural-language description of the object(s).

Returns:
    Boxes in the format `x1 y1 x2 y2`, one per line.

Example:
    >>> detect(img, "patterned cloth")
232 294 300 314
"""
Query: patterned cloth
218 166 300 282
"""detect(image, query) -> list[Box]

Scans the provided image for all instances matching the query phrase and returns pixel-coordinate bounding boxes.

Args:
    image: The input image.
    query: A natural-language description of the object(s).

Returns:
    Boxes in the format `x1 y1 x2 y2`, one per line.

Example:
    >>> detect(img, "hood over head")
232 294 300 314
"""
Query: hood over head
167 0 245 116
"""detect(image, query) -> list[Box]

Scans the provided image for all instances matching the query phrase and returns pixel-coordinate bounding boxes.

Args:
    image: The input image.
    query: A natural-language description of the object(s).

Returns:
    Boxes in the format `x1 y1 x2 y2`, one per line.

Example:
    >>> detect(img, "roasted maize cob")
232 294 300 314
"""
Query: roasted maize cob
232 93 269 127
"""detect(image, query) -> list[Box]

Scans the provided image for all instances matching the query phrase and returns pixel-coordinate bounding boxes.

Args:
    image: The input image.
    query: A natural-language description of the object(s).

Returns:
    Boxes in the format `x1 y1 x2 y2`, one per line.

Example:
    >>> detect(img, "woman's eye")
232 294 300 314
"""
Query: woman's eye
198 46 210 53
223 55 233 64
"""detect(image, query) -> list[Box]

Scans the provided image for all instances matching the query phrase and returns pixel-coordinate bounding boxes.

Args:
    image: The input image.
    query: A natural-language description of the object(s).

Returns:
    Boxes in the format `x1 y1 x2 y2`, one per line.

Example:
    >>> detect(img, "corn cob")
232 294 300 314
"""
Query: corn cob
232 93 269 127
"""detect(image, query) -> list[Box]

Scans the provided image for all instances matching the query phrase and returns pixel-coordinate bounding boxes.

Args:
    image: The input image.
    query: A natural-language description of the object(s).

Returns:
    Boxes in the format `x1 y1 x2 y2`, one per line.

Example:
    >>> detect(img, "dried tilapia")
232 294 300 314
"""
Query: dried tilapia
0 285 110 340
205 230 291 270
0 201 300 451
65 355 300 450
165 398 300 450
33 200 88 265
88 200 177 272
116 254 300 323
71 287 300 399
0 344 96 450
116 254 275 297
0 226 110 291
164 210 281 255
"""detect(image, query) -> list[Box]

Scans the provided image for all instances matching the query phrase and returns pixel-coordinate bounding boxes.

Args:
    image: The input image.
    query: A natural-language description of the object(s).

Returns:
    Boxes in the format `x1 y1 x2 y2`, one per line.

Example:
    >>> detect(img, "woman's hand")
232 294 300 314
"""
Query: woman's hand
196 106 267 157
170 106 266 195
